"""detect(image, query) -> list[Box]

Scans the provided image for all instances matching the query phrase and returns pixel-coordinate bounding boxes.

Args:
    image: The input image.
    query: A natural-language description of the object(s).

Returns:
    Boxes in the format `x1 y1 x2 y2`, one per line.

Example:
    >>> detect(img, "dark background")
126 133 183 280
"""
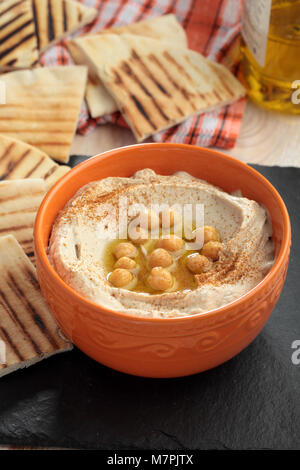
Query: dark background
0 161 299 450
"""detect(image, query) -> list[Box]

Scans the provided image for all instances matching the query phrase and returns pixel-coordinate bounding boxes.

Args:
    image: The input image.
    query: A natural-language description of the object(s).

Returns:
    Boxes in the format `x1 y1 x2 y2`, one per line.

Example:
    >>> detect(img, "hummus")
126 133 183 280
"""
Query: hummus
48 169 274 318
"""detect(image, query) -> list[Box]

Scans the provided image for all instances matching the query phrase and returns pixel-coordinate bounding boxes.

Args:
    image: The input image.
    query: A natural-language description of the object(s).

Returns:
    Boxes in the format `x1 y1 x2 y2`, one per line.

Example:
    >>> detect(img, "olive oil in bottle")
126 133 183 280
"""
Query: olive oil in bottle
240 0 300 113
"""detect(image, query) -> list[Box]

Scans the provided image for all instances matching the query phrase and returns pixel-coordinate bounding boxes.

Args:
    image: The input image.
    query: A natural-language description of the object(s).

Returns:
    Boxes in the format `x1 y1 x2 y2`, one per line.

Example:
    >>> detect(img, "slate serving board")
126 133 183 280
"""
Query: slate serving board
0 159 299 450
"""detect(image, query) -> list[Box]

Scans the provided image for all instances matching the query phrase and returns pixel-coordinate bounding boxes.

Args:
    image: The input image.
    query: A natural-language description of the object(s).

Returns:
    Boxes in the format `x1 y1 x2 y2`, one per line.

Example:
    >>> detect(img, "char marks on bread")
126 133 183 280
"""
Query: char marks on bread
0 66 88 163
0 0 39 70
32 0 98 52
73 33 246 141
68 14 188 118
0 134 70 190
0 235 72 378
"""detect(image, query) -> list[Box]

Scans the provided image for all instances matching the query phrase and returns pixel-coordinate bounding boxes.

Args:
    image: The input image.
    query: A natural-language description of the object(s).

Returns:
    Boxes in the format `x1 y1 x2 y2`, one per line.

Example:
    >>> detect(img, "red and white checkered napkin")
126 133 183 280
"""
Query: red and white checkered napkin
41 0 246 149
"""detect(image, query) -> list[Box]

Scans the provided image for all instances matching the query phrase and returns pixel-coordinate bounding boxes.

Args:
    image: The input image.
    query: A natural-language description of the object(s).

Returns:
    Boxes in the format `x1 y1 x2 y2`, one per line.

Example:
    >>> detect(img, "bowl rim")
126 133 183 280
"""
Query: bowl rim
35 143 291 323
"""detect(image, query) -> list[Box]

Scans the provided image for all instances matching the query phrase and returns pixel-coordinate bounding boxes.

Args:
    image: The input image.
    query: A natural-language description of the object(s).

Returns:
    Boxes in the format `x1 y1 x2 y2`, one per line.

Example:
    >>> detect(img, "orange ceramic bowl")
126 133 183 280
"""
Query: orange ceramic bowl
34 144 291 378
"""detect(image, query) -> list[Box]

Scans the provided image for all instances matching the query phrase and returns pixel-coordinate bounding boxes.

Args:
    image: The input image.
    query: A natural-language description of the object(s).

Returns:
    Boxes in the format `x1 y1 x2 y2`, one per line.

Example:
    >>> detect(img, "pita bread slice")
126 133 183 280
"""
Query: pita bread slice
0 134 70 190
76 34 246 141
66 40 117 118
0 178 46 264
0 0 39 70
69 14 188 118
32 0 97 52
0 235 72 378
0 66 87 163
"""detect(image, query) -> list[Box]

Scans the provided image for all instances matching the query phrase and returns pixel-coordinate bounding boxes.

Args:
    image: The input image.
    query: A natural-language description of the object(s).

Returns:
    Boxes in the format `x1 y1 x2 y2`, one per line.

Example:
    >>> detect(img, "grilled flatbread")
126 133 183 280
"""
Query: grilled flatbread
0 134 70 190
69 14 188 118
32 0 97 52
67 40 117 118
85 77 118 118
0 235 72 378
0 0 39 70
75 34 246 141
0 178 46 264
0 66 88 163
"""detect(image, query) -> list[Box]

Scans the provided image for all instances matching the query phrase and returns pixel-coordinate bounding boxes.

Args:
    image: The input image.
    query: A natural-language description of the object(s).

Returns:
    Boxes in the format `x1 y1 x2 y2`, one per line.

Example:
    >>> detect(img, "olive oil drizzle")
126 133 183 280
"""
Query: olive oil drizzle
104 235 198 294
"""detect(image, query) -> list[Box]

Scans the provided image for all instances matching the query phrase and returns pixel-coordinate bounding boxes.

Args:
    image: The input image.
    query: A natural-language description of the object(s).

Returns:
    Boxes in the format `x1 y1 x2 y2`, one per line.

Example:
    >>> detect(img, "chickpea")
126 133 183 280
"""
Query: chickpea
186 253 211 274
201 241 223 261
204 226 220 243
149 248 172 268
147 267 173 291
160 208 181 228
114 242 137 259
109 268 133 287
114 256 136 270
128 226 149 245
157 235 184 252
